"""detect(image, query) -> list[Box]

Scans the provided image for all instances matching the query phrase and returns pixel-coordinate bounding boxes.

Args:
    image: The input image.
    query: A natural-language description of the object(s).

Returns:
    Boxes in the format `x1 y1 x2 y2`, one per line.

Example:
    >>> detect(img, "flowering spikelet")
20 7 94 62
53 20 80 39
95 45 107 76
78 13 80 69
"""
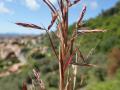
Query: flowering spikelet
15 23 44 30
77 5 86 27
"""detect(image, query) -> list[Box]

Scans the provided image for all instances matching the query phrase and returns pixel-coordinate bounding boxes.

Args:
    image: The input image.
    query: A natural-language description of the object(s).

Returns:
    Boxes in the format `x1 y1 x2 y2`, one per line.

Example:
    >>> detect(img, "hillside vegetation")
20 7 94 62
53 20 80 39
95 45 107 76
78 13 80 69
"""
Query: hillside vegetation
84 1 120 52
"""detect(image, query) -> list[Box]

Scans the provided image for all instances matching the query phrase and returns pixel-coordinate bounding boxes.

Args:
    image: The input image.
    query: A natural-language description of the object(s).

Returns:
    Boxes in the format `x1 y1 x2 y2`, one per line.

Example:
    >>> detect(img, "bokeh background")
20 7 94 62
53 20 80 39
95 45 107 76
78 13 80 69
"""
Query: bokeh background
0 0 120 90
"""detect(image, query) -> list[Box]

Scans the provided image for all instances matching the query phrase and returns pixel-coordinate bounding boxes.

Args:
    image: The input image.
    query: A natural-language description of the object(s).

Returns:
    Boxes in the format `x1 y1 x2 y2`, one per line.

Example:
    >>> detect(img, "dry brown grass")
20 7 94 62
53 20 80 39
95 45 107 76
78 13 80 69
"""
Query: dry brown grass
16 0 106 90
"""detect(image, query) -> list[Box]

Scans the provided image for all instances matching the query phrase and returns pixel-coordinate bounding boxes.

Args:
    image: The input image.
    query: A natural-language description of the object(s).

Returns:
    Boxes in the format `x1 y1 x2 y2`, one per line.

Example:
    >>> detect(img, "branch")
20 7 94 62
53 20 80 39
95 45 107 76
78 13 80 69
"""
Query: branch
46 30 59 60
76 47 86 63
63 48 77 72
48 12 58 30
77 29 107 34
71 63 98 68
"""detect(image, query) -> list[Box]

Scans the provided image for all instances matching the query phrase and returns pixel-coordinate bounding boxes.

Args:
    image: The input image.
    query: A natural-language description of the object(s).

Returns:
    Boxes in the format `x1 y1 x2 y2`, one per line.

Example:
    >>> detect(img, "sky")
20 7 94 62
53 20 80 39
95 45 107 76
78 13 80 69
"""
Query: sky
0 0 119 34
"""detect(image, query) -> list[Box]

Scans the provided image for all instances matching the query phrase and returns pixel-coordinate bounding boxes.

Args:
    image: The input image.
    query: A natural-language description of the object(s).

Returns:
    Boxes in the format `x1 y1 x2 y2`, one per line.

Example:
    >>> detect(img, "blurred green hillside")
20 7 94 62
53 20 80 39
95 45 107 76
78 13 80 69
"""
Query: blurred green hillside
0 1 120 90
84 1 120 52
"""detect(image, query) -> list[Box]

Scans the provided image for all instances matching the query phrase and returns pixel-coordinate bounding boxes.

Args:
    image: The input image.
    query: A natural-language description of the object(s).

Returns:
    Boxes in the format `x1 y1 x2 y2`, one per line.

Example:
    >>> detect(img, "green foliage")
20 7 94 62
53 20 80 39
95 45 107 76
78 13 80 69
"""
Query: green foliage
83 1 120 53
86 70 120 90
46 73 59 87
31 52 45 59
86 80 120 90
0 65 31 90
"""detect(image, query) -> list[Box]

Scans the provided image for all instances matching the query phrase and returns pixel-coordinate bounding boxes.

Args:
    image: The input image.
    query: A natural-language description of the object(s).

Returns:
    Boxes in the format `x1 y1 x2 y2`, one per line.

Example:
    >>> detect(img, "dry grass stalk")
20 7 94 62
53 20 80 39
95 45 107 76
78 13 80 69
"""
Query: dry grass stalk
72 53 78 90
77 29 106 34
71 63 99 68
16 0 106 90
32 69 46 90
